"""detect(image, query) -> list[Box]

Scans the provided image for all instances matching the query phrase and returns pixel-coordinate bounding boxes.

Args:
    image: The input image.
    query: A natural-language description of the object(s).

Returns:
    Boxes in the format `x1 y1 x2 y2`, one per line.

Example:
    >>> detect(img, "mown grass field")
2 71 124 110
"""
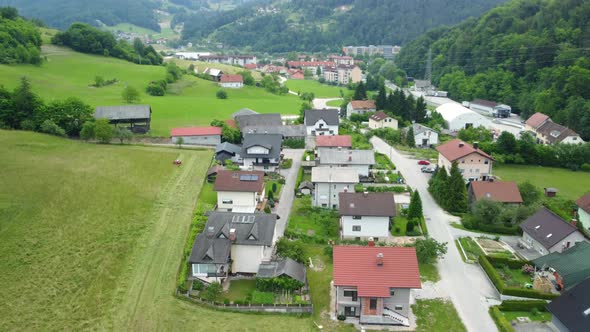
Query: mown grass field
286 79 349 98
169 58 263 79
0 46 300 136
494 164 590 200
0 131 320 331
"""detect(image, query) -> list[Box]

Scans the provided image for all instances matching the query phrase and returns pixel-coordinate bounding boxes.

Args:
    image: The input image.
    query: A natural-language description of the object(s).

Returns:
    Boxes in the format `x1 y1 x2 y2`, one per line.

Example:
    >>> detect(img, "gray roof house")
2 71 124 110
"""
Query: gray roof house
304 109 340 126
547 278 590 332
242 125 306 139
236 113 282 131
241 134 283 172
188 212 277 280
215 142 242 163
94 105 152 133
317 148 376 177
257 258 307 285
312 167 359 208
519 207 587 258
231 108 258 120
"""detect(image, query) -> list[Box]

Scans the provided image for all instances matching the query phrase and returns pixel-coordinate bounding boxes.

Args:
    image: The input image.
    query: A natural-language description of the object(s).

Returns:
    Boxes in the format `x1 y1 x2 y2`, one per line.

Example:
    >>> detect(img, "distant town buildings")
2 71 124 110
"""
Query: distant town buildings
342 45 401 58
323 65 362 85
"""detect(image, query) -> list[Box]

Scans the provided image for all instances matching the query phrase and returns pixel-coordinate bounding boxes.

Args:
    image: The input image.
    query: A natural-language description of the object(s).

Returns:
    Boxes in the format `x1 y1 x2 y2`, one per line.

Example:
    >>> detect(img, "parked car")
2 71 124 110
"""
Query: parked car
421 166 435 173
418 160 430 165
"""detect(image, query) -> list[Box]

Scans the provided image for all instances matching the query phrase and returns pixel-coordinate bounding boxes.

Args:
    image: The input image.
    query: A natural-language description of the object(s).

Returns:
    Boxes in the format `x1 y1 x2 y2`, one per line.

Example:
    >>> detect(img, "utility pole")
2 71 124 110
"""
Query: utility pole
424 46 432 83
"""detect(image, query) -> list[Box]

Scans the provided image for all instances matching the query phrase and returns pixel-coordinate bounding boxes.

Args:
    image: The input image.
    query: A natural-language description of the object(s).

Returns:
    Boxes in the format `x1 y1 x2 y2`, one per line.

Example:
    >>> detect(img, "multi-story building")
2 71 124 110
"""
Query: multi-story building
323 65 362 85
436 139 493 181
311 167 358 208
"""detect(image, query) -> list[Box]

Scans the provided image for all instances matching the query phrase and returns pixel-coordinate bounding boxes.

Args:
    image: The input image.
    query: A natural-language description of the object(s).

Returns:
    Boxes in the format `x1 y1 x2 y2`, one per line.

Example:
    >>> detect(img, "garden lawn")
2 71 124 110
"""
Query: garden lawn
0 46 300 137
222 279 256 302
413 299 467 332
502 310 552 322
494 164 590 200
459 237 484 261
266 180 283 198
419 263 440 283
285 79 349 98
199 181 217 206
287 196 340 240
374 152 396 170
496 266 533 288
391 216 409 236
327 99 343 107
169 58 263 79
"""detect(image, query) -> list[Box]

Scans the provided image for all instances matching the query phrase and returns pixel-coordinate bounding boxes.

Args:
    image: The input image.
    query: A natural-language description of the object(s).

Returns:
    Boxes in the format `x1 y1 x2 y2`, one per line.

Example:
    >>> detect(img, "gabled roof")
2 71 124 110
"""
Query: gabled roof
436 139 493 162
536 120 580 144
95 105 151 120
576 193 590 214
204 68 223 76
333 246 421 297
214 170 265 193
470 99 497 108
408 123 436 135
520 207 579 250
241 134 282 159
311 167 359 183
205 211 276 246
231 108 258 119
220 74 243 83
170 126 222 137
236 113 282 130
298 181 314 190
188 232 231 264
349 100 376 110
257 258 307 284
287 61 335 67
369 111 390 121
318 148 376 166
207 165 224 177
547 278 590 332
244 63 257 70
316 135 352 148
243 125 305 138
304 109 339 126
215 142 241 155
469 181 523 203
525 112 550 129
339 192 396 217
533 242 590 290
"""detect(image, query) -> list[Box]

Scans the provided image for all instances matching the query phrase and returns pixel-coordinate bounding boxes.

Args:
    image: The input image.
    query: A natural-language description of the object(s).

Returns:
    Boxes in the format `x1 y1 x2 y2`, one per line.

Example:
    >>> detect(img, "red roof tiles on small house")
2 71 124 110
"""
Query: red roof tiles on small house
470 181 523 203
287 61 335 68
369 111 390 121
243 64 257 70
220 74 243 83
525 112 550 129
333 246 421 297
350 100 376 110
315 135 352 148
170 126 222 137
436 139 493 162
576 193 590 214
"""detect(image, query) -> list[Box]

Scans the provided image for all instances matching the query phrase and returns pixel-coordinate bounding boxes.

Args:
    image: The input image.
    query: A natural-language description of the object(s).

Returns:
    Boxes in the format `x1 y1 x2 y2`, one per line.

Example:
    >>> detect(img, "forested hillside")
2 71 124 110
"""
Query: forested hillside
177 0 506 52
0 7 41 64
397 0 590 140
3 0 160 31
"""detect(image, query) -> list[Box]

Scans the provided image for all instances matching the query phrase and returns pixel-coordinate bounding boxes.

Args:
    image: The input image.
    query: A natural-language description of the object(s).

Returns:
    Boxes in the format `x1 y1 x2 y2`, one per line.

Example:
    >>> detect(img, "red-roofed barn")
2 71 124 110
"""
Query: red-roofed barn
219 74 244 88
333 245 420 326
170 126 222 146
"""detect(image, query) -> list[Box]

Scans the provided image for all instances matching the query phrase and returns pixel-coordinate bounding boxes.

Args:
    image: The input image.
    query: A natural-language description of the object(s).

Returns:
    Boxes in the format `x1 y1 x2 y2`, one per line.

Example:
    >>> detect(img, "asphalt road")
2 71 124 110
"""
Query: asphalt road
273 149 304 242
371 136 499 332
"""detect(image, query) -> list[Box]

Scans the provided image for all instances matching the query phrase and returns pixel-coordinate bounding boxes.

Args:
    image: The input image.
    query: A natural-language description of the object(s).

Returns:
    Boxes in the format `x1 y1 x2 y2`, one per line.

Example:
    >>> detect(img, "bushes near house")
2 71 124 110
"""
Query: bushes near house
280 158 293 169
489 307 514 332
355 185 408 193
282 138 305 148
255 276 305 292
250 291 275 305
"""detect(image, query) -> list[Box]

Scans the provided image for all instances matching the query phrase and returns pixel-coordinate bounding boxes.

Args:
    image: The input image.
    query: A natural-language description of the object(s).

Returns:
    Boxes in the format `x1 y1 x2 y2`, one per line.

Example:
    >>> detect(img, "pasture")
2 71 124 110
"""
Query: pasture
286 79 349 98
0 46 301 136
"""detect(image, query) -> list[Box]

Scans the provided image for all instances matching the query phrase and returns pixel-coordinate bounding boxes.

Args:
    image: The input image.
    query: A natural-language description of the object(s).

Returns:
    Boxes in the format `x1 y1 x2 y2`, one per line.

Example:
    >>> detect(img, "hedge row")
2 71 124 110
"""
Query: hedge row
502 287 559 300
498 300 548 312
487 256 532 269
476 223 520 235
419 217 428 236
489 307 514 332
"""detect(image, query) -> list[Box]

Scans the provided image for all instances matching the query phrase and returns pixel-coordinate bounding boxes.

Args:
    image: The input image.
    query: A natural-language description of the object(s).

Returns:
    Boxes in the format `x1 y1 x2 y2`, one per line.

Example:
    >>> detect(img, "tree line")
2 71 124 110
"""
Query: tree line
0 7 42 65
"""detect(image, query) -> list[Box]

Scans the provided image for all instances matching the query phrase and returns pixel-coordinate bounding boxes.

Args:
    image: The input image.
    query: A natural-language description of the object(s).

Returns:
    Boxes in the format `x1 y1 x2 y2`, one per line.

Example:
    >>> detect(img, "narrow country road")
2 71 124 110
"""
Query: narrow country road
312 97 342 110
371 136 499 332
273 149 304 242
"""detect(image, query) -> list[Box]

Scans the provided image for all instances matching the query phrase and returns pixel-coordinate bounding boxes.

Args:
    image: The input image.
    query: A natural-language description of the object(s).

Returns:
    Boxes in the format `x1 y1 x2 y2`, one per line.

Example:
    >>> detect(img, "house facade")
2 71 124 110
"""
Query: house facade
200 55 257 66
346 100 376 118
312 167 359 208
315 135 352 158
214 170 265 213
368 111 398 130
339 192 396 241
215 142 242 164
436 139 493 181
324 65 362 85
241 134 282 172
333 246 421 326
524 112 584 145
519 207 587 256
170 126 222 146
469 99 511 118
304 109 339 136
219 74 244 88
405 123 438 147
317 148 376 177
575 193 590 231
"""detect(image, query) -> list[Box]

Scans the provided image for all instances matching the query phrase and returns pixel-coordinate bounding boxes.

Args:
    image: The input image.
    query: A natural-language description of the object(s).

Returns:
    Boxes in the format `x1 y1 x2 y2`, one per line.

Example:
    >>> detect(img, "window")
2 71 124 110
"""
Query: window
222 199 233 204
343 290 358 301
389 288 395 296
395 305 403 311
334 185 337 189
355 237 361 241
374 237 379 241
369 298 377 310
322 204 327 208
353 216 362 220
461 160 465 163
352 225 361 232
484 160 489 164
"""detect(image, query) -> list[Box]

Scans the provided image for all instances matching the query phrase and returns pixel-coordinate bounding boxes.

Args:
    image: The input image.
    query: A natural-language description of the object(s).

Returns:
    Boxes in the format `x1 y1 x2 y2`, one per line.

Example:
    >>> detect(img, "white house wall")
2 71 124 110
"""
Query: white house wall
170 135 221 146
220 82 243 88
446 113 491 131
547 232 587 253
313 182 356 208
437 152 492 181
341 215 390 240
306 119 338 136
231 244 265 273
217 190 259 212
415 131 438 147
578 208 590 231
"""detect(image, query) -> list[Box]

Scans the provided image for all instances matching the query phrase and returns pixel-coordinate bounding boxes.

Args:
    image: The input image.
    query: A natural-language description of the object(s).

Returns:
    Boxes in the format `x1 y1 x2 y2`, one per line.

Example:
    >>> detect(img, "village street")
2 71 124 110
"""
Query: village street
371 136 499 332
273 149 304 242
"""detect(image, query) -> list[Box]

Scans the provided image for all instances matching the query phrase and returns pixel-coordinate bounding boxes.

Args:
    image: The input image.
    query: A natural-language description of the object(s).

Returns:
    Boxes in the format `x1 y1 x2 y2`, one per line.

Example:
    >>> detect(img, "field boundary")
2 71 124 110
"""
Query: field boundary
176 291 313 314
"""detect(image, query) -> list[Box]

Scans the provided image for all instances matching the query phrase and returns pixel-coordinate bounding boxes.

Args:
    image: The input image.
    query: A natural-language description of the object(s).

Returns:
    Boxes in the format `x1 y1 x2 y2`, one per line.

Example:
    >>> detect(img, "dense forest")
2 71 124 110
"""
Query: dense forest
52 23 163 65
3 0 161 31
397 0 590 140
0 7 42 64
177 0 506 52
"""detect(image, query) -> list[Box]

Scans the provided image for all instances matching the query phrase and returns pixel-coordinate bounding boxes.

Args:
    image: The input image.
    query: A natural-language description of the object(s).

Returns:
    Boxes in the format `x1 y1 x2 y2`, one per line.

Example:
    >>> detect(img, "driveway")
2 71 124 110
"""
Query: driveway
371 136 499 332
273 149 304 242
312 97 341 109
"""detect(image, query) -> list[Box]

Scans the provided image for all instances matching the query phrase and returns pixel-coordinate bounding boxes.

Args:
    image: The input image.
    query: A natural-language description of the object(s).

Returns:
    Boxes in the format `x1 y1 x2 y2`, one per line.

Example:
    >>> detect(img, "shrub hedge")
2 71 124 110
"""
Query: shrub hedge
498 300 549 312
487 256 532 269
419 217 428 236
489 306 514 332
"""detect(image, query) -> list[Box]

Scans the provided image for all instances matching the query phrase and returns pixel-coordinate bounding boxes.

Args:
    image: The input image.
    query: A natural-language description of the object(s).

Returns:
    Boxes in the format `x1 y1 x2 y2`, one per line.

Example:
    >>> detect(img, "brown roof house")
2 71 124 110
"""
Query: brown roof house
576 193 590 231
369 111 398 130
339 192 396 242
519 207 586 257
214 170 265 213
346 100 376 118
524 112 584 145
436 139 493 181
468 181 523 205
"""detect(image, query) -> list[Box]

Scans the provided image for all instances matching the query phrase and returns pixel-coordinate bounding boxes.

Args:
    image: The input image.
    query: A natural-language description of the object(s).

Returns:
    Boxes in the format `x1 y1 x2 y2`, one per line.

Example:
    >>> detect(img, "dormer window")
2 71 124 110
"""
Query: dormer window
247 234 256 240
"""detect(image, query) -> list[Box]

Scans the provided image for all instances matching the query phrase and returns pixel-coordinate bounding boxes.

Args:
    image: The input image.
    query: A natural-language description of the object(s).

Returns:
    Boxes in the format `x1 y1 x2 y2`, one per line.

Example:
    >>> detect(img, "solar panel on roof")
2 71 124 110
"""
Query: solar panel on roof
239 174 259 181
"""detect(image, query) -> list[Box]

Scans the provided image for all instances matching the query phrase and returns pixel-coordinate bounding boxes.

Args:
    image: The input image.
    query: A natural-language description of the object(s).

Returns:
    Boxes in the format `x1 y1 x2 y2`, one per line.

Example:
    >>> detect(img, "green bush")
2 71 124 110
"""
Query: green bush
502 287 559 300
337 314 346 321
419 217 428 236
406 220 415 232
581 163 590 172
498 300 549 312
477 223 520 235
281 158 293 169
192 281 204 290
216 89 228 99
489 307 514 332
487 256 531 269
479 255 504 292
283 138 305 148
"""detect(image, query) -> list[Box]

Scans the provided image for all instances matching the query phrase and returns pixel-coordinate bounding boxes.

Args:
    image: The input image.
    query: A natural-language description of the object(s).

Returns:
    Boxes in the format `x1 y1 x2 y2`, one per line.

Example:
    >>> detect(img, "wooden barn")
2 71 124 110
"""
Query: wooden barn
94 105 152 133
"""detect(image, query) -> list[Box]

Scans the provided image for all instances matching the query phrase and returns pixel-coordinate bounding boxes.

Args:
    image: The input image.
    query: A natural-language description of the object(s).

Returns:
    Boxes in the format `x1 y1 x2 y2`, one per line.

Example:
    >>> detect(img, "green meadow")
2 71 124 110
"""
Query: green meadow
0 46 301 136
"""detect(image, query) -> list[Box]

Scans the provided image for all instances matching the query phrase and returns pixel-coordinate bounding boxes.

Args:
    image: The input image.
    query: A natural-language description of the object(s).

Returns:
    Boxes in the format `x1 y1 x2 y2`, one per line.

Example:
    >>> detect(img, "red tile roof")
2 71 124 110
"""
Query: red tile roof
350 100 376 110
170 126 222 137
369 111 390 121
214 170 265 193
525 112 550 129
220 74 243 83
576 193 590 214
287 61 335 68
436 139 493 162
243 64 257 70
470 181 523 203
224 119 237 128
333 246 421 297
316 135 352 147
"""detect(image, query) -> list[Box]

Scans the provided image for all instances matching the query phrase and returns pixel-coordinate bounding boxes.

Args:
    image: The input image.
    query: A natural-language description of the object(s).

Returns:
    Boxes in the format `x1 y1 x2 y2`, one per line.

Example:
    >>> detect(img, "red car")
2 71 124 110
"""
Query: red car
418 160 430 165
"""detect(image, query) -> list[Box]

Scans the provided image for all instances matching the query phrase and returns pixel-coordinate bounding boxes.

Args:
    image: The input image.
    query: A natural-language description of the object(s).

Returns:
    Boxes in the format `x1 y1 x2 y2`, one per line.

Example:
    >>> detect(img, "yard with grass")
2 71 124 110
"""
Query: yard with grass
419 263 441 283
286 196 340 240
502 310 552 322
391 216 409 236
496 265 534 288
199 181 217 206
457 237 484 261
374 152 396 170
169 58 263 80
0 46 301 137
222 279 256 302
327 99 343 107
285 79 350 98
413 299 467 332
494 164 590 200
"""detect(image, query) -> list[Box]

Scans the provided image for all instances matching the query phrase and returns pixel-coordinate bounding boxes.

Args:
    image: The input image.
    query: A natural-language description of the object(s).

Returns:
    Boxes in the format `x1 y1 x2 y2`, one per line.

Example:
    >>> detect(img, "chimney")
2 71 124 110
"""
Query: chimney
368 237 375 247
363 190 368 197
473 141 479 149
229 228 236 242
338 146 342 151
459 141 465 148
571 219 577 227
376 253 384 266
